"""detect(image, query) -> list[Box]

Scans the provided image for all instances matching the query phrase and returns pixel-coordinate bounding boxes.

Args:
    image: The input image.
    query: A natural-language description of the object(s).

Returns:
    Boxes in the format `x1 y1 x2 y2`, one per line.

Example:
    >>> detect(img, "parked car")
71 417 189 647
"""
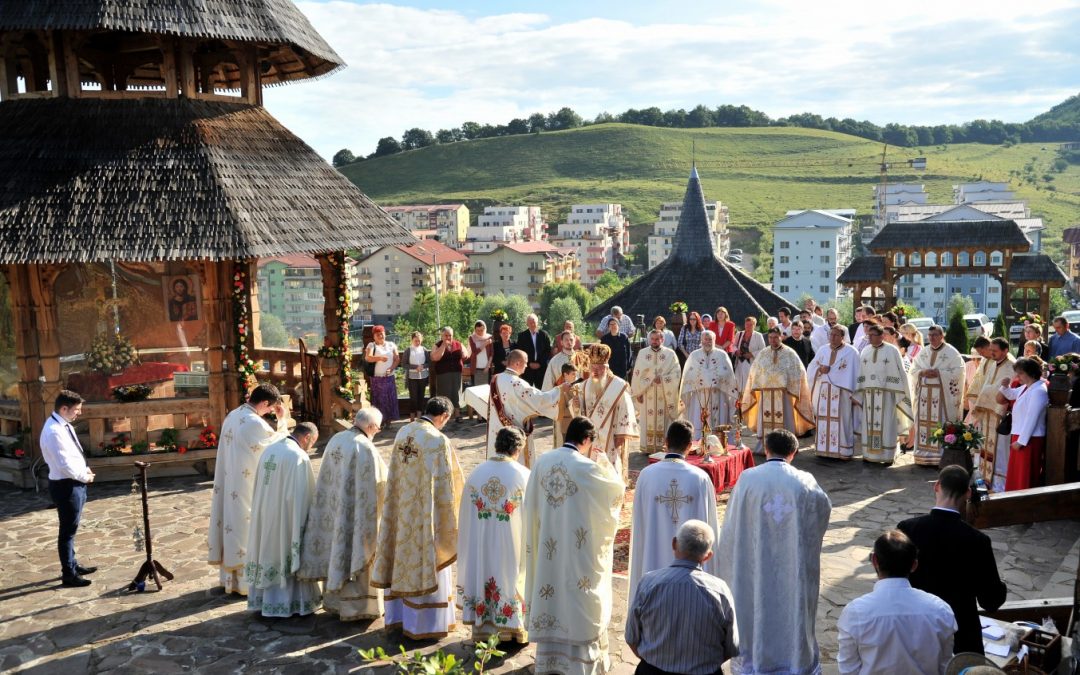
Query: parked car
907 317 935 341
963 313 993 340
729 248 743 256
1064 310 1080 334
726 254 743 264
1009 323 1024 348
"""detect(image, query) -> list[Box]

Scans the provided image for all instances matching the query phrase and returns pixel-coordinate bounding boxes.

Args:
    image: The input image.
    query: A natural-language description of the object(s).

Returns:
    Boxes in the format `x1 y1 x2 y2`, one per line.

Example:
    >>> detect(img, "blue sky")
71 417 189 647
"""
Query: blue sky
264 0 1080 159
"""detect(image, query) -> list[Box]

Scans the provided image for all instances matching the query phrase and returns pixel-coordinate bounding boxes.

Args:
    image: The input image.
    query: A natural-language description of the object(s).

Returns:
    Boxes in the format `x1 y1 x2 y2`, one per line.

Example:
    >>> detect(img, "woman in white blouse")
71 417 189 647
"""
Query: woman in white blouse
652 316 677 351
365 326 400 429
997 357 1048 491
404 331 429 422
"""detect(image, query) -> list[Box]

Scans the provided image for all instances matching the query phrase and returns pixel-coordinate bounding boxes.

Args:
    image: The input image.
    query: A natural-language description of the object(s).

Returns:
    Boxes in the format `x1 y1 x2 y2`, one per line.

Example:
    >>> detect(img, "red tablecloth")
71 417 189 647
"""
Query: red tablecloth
647 447 756 494
67 362 189 401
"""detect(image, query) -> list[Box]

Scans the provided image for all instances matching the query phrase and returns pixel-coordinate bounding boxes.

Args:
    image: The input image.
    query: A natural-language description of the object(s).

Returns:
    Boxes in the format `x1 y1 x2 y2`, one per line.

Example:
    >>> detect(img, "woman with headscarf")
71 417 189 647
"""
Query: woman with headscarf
365 326 400 429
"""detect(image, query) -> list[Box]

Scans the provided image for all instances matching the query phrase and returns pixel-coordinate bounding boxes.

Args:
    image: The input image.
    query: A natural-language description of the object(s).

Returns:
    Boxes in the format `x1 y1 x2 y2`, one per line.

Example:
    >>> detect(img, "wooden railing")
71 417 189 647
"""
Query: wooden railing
0 400 20 436
78 397 211 454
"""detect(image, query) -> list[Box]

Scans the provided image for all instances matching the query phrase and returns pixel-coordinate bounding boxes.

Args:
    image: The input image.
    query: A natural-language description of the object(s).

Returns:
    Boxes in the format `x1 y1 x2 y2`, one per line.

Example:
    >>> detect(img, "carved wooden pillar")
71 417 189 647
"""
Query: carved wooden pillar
316 253 348 428
202 259 237 428
3 265 42 454
28 264 65 417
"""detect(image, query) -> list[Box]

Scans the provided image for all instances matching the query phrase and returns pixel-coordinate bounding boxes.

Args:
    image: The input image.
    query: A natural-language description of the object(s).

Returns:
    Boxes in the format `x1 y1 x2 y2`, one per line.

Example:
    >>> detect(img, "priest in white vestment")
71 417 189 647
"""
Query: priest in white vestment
298 408 387 621
741 329 815 454
245 423 322 617
909 325 967 466
576 344 639 479
207 384 289 595
628 420 719 607
808 325 861 460
717 429 831 675
968 339 1015 491
487 350 566 467
732 317 766 396
524 416 624 675
632 330 684 452
679 331 739 443
457 427 531 643
372 396 464 639
542 331 577 390
854 325 914 464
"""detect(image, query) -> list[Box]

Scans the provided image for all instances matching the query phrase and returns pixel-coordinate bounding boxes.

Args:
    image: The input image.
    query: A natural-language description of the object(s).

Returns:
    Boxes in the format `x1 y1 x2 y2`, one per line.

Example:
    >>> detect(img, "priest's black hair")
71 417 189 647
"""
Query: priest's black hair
565 417 596 445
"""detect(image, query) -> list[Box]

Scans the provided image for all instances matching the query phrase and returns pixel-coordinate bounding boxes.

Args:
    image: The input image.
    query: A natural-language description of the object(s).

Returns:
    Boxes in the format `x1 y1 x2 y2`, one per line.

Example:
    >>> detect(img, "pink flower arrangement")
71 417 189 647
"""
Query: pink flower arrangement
944 434 957 444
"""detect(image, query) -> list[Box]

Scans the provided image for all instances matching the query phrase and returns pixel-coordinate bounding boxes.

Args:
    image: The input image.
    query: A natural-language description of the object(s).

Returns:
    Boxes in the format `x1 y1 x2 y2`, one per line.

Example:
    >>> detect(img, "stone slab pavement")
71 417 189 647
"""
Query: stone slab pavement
1 418 1077 674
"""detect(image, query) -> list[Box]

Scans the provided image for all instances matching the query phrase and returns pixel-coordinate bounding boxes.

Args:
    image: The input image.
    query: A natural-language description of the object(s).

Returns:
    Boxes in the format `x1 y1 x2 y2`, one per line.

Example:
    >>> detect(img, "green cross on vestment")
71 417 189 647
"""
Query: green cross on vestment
262 456 278 484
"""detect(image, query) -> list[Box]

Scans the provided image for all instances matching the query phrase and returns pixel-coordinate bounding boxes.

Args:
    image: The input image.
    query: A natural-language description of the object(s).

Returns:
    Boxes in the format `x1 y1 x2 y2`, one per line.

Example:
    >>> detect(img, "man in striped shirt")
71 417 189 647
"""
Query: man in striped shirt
625 519 739 675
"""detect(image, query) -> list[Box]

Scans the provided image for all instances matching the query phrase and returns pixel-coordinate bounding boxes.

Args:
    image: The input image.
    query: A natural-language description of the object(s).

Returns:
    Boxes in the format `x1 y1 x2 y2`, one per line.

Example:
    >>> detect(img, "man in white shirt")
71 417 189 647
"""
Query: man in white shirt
40 389 97 587
837 530 956 674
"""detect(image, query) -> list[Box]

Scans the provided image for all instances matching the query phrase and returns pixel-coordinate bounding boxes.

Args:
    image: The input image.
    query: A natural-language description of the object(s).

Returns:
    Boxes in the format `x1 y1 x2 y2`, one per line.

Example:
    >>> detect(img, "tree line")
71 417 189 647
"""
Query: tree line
332 103 1080 167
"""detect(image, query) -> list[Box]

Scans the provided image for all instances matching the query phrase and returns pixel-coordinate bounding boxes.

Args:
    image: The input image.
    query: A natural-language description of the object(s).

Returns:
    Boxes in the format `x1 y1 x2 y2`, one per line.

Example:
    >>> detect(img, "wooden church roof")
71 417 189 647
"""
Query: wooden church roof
0 0 343 83
0 97 415 263
586 167 794 326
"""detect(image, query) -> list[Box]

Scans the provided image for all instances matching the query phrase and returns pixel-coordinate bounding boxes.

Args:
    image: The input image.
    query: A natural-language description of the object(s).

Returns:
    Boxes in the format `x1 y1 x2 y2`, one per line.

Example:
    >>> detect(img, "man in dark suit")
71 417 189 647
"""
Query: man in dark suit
516 313 551 388
898 466 1007 655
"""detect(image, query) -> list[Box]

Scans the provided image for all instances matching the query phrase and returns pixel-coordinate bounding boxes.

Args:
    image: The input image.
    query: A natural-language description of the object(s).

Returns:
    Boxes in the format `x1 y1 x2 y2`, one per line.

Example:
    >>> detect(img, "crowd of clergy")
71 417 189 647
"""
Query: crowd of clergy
201 300 1072 674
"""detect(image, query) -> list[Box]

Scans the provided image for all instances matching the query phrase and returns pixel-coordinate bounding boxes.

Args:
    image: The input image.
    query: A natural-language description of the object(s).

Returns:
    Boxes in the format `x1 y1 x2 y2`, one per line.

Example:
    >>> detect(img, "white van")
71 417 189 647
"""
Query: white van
963 313 993 340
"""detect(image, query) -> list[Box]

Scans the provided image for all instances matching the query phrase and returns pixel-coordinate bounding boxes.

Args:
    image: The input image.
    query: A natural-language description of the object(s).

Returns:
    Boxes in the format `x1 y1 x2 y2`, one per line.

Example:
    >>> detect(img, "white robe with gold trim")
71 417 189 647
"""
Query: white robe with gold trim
524 446 624 675
486 371 562 467
808 344 860 460
577 373 639 479
910 343 967 466
855 343 914 463
207 403 288 595
968 355 1015 490
679 347 738 443
741 344 815 451
632 346 683 451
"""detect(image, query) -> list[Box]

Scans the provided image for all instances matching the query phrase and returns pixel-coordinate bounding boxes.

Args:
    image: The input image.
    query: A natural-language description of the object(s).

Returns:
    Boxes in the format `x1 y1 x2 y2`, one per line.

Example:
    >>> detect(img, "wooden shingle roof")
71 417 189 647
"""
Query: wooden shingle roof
837 256 886 283
1007 254 1068 283
869 220 1030 252
0 97 415 263
586 168 793 326
0 0 343 83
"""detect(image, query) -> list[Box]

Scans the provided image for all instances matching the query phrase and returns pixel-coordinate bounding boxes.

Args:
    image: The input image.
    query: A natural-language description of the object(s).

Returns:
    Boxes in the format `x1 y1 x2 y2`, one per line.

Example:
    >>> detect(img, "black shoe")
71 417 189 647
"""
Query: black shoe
61 575 91 587
75 564 97 575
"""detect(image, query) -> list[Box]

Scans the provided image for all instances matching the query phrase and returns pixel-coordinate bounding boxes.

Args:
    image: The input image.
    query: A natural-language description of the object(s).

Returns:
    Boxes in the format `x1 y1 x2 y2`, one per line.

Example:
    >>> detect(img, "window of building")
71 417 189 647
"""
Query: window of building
969 287 978 294
974 251 986 266
820 255 830 263
779 241 790 249
499 275 504 281
779 285 789 293
384 254 389 260
910 252 922 266
925 252 937 267
941 252 953 266
779 256 789 264
988 302 998 309
820 285 829 293
779 271 789 279
820 271 829 278
934 287 945 294
894 252 906 266
958 252 970 266
820 241 831 249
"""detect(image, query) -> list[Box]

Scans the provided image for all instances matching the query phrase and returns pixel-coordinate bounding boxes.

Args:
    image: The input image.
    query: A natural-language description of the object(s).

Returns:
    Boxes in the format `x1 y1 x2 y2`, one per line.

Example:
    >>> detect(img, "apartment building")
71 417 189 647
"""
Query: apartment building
647 200 730 269
771 209 854 303
550 203 630 287
871 183 928 236
464 241 579 308
355 240 468 325
465 206 546 253
257 254 326 338
381 204 470 248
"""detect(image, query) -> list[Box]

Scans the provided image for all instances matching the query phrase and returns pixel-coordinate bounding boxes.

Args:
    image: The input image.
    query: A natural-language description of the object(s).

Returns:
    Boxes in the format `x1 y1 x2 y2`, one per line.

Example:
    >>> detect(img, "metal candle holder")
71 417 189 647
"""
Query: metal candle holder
128 461 175 592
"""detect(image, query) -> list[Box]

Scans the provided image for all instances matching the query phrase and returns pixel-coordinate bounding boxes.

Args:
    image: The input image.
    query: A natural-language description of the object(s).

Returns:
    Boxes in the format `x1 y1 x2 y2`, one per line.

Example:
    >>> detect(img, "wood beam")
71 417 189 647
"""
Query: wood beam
969 482 1080 529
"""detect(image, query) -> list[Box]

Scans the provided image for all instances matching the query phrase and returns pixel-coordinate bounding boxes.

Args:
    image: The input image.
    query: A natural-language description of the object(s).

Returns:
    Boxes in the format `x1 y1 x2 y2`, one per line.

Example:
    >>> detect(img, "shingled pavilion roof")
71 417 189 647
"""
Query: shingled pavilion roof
0 0 343 84
0 97 415 263
586 167 793 327
869 220 1031 252
837 256 886 283
1007 254 1068 283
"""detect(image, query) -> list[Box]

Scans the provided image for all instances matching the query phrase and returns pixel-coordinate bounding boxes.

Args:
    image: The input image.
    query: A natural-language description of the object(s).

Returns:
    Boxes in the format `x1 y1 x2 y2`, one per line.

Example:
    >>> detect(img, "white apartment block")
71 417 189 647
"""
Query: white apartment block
772 209 854 303
647 200 730 269
872 183 928 236
551 203 630 287
381 204 470 248
463 241 579 309
355 240 468 325
954 181 1014 204
466 206 546 253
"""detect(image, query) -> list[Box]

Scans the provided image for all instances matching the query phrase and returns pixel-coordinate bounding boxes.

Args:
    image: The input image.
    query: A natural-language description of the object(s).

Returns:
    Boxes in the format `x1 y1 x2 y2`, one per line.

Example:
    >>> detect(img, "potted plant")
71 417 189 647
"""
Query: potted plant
931 420 983 474
1045 354 1080 406
669 301 688 336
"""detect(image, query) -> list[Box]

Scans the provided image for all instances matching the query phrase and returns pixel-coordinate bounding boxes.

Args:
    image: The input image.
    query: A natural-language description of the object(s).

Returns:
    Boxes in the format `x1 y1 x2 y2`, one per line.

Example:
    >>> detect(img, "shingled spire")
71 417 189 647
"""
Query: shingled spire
670 165 717 263
586 167 793 329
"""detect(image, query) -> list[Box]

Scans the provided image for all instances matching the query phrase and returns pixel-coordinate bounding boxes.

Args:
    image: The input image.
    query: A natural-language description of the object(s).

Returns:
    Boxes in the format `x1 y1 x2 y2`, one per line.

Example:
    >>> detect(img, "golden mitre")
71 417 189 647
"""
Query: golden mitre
570 349 593 372
584 343 611 365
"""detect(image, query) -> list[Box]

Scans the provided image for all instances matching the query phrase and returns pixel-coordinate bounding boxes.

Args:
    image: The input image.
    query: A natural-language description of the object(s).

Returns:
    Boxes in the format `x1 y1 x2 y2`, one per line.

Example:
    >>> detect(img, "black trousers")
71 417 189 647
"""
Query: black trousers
49 478 86 578
635 660 722 675
407 378 427 414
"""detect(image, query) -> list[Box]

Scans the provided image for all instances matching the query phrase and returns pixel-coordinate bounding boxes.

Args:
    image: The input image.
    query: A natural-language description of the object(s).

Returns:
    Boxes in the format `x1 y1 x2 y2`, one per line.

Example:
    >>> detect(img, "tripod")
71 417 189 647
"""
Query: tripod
128 461 174 591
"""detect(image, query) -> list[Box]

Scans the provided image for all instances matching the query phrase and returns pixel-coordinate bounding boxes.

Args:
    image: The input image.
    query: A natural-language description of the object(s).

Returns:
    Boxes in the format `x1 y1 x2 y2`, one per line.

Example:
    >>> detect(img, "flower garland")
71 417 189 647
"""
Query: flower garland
326 252 355 402
232 264 259 391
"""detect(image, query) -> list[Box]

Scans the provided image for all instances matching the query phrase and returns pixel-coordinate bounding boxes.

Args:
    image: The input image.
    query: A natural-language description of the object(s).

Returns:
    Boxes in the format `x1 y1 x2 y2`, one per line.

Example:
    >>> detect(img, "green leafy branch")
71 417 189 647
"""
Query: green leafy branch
359 635 505 674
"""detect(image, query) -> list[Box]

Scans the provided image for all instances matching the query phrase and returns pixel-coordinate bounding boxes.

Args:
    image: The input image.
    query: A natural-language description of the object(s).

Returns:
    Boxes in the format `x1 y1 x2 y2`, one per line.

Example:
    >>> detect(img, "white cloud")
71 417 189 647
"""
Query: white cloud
263 0 1080 159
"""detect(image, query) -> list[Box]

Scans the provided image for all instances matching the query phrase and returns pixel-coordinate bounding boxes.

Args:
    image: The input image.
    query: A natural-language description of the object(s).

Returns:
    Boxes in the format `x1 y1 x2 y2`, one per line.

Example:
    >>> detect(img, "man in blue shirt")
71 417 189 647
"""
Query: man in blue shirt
1048 316 1080 359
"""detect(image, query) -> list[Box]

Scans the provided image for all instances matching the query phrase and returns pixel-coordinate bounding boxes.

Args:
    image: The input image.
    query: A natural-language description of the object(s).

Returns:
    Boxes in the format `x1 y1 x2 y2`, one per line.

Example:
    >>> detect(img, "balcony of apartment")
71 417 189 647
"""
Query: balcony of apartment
463 272 485 288
357 270 372 281
528 275 546 289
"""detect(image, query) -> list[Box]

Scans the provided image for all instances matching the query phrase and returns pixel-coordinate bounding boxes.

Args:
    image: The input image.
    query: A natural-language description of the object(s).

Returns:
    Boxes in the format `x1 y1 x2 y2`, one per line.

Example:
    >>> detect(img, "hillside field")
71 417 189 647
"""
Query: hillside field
340 124 1080 260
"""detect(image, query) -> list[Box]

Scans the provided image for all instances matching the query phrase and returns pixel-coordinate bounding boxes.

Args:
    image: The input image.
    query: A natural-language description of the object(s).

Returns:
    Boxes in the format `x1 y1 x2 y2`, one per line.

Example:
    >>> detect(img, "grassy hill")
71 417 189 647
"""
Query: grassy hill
340 123 1080 260
1031 94 1080 125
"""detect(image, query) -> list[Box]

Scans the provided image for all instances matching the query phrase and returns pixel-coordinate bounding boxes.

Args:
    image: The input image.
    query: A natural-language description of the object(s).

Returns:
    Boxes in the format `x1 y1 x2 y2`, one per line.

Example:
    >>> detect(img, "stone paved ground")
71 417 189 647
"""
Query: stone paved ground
1 419 1077 674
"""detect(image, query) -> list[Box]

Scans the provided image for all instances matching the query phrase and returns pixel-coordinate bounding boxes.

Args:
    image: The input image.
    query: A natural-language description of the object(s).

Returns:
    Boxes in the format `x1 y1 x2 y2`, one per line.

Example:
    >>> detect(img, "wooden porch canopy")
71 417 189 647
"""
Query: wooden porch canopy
838 220 1066 322
0 96 414 467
